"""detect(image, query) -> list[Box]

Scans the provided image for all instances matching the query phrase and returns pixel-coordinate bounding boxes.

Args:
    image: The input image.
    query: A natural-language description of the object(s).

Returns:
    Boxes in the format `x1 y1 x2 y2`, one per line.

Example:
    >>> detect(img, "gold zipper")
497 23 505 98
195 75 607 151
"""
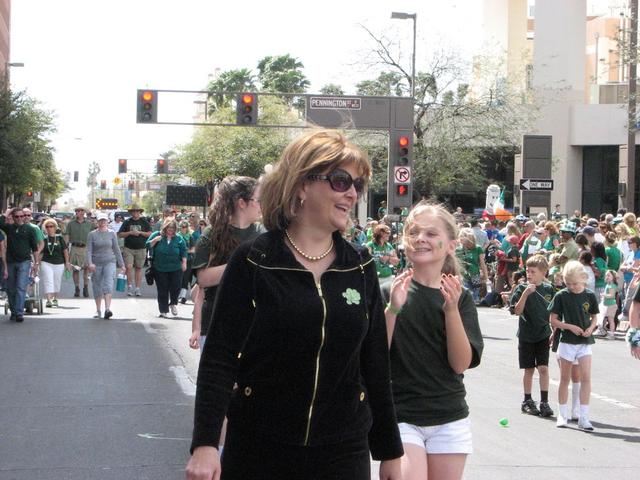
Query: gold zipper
304 280 327 445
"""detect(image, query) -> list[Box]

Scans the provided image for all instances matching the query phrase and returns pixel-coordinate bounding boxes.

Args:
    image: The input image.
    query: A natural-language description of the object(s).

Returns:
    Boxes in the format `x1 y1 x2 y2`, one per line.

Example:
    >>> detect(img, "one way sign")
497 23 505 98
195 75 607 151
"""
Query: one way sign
520 178 554 191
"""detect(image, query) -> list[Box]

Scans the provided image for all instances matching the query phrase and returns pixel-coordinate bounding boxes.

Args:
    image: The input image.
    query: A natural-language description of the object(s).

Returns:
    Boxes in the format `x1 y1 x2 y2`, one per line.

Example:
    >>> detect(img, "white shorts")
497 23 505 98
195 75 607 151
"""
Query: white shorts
557 343 592 363
398 417 472 454
40 262 64 294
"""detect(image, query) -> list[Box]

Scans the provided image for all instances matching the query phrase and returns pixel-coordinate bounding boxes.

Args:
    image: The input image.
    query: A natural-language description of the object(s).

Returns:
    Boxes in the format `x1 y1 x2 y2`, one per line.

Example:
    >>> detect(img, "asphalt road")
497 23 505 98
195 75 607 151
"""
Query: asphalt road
0 275 638 479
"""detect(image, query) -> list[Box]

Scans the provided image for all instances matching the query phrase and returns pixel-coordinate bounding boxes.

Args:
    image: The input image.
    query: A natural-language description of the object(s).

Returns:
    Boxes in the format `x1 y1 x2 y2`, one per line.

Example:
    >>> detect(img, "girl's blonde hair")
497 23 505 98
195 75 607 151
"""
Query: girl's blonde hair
403 201 460 275
260 129 371 231
563 260 587 284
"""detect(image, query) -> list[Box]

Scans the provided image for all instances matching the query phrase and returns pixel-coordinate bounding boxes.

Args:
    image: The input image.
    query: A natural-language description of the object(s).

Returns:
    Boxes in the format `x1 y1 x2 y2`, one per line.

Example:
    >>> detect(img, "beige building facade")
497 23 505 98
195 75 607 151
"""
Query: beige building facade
484 0 639 216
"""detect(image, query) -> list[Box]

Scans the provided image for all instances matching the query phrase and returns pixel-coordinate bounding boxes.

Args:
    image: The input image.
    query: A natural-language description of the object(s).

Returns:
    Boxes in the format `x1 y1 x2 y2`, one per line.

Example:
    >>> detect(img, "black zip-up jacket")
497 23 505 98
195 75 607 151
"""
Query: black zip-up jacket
191 230 403 461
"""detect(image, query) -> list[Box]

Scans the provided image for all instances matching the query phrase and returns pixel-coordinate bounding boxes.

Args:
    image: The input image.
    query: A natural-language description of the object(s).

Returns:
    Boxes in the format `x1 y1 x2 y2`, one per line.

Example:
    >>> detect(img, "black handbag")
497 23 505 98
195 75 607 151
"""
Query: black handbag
145 265 155 286
145 242 157 285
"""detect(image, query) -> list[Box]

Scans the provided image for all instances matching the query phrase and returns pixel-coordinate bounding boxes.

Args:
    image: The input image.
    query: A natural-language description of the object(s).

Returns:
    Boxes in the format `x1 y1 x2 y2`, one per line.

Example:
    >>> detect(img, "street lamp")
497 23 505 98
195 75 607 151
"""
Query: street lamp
391 11 417 99
4 62 24 84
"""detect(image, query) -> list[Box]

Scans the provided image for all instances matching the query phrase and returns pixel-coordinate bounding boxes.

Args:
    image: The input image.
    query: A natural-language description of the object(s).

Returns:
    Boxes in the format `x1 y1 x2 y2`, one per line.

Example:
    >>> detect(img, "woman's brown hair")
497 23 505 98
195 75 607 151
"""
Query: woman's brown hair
260 129 371 231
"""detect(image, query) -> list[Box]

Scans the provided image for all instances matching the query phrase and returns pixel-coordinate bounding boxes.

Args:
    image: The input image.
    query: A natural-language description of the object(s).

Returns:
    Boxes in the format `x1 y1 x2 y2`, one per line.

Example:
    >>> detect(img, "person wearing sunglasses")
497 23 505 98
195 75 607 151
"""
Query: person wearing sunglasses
186 130 403 480
38 218 71 308
0 207 43 322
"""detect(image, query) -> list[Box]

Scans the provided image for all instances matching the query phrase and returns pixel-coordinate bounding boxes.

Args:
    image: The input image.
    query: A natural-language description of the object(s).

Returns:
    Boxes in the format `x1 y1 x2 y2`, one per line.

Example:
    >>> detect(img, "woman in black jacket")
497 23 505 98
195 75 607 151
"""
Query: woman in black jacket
186 130 403 480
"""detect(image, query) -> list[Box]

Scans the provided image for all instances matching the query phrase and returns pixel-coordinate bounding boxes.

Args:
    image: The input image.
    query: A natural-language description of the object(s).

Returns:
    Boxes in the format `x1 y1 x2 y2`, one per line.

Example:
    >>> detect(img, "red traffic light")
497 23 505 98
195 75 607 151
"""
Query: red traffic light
396 184 409 196
26 191 33 197
398 136 410 147
241 93 255 105
142 91 154 102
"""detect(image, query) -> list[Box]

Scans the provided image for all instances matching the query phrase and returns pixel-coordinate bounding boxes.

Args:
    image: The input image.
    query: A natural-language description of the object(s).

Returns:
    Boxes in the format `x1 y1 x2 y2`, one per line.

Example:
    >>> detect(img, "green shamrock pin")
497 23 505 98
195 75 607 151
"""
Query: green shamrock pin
342 288 361 305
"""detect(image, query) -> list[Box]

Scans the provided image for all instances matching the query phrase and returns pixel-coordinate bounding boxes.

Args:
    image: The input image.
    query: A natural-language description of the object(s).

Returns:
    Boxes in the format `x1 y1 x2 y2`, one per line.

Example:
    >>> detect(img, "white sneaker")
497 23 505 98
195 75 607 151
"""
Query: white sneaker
93 311 101 318
578 417 594 431
170 305 178 316
127 285 134 297
556 414 569 428
571 407 580 421
158 312 167 318
593 327 607 337
135 287 141 297
607 332 615 340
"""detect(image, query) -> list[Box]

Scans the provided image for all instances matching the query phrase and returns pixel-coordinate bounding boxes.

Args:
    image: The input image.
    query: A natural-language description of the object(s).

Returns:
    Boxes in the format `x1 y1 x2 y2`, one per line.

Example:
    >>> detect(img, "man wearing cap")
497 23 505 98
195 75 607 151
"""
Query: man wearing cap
585 218 606 244
119 205 152 296
551 204 562 221
65 207 94 298
558 221 579 264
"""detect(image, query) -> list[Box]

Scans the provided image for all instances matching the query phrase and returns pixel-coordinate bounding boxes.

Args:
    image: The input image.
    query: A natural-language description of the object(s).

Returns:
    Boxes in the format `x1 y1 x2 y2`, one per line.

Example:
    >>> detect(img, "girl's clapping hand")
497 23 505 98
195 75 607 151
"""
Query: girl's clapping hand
441 274 462 311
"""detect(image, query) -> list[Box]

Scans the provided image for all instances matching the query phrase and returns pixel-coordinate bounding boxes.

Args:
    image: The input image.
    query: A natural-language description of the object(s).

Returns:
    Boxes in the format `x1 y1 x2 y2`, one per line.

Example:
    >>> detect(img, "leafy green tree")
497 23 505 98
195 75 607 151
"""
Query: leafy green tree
206 68 256 113
141 190 165 215
358 26 535 199
257 54 310 93
319 84 345 95
0 83 64 209
175 95 298 183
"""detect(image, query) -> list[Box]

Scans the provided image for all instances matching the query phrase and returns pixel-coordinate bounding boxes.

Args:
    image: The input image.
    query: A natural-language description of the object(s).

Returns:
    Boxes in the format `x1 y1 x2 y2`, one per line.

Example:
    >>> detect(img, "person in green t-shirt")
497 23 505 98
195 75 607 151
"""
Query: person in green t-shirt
595 270 618 339
456 228 487 304
604 232 622 272
591 241 607 302
549 260 599 431
510 255 556 418
366 224 399 284
385 202 483 479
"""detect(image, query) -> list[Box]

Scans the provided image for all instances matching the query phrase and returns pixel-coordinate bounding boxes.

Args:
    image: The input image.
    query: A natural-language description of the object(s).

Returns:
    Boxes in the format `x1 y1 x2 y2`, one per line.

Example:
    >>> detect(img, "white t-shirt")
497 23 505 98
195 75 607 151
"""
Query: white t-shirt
583 265 596 293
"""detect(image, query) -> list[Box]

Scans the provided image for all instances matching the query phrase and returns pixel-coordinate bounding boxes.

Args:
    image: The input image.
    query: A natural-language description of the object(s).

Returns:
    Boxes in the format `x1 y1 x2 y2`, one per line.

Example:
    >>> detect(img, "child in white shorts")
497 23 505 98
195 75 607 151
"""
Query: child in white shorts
548 260 598 431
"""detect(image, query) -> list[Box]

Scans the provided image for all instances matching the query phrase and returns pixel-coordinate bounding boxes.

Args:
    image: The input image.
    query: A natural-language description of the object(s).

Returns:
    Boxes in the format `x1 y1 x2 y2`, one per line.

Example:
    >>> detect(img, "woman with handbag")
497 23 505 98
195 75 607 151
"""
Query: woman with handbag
146 218 187 318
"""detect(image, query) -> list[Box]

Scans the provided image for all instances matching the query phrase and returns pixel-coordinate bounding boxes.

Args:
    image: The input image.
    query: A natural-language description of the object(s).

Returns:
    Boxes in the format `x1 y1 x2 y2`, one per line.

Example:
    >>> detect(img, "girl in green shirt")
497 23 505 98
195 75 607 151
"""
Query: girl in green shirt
385 202 483 480
591 242 607 302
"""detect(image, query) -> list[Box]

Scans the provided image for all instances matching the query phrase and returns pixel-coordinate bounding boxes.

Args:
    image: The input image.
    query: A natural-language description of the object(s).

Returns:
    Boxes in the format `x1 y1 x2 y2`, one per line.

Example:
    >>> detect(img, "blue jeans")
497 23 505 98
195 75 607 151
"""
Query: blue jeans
7 260 31 315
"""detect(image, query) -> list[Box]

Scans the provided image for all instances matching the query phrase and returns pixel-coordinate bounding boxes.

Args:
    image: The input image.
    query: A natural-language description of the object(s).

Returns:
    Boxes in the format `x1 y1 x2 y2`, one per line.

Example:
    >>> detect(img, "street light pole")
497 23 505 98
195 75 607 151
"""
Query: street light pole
391 11 417 99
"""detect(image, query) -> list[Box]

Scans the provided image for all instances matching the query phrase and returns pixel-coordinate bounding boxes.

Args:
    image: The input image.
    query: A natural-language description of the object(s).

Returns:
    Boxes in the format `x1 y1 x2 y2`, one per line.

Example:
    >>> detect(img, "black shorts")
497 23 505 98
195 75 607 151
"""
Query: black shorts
518 338 550 369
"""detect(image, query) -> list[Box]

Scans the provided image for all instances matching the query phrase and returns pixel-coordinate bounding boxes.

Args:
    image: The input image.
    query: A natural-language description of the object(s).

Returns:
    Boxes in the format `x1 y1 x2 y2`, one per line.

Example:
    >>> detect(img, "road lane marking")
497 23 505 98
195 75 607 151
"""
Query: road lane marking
137 433 190 441
170 365 196 396
549 379 637 409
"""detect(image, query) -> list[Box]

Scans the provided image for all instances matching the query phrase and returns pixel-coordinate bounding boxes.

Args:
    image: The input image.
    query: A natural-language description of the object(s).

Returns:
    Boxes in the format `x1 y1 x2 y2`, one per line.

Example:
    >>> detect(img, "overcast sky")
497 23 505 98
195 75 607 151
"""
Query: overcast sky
9 0 614 204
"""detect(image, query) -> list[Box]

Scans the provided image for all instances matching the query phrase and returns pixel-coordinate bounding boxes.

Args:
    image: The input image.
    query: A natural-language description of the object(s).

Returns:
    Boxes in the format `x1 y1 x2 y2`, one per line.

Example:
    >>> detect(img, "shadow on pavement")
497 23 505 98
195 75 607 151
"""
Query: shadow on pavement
482 335 511 341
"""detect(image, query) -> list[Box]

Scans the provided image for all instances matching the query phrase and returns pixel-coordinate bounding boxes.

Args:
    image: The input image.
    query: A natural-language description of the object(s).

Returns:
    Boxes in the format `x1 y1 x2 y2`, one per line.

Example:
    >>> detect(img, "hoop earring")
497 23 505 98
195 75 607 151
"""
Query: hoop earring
300 198 305 208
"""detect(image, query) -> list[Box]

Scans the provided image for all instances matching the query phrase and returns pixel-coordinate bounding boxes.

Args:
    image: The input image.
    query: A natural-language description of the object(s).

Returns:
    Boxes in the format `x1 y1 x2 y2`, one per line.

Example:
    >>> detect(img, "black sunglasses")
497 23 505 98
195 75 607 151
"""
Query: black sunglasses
306 169 366 196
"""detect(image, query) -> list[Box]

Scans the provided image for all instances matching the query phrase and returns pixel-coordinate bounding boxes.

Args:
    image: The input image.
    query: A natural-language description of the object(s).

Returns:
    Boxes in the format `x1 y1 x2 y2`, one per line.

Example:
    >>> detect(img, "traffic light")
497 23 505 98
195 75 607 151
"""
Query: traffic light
128 180 135 190
156 158 168 174
118 159 127 174
25 190 33 199
396 184 409 197
236 93 258 125
100 180 107 190
137 89 158 123
73 171 79 182
396 134 411 166
387 130 413 211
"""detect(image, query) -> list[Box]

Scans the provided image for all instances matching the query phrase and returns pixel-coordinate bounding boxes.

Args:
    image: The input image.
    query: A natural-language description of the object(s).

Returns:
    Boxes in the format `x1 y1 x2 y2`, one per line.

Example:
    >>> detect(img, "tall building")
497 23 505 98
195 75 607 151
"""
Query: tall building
484 0 640 215
0 0 10 80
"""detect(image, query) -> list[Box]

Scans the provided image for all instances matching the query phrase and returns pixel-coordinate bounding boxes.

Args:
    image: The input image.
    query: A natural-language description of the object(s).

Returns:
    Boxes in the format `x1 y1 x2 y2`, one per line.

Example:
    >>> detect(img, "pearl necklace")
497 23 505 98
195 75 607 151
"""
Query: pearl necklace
285 229 334 261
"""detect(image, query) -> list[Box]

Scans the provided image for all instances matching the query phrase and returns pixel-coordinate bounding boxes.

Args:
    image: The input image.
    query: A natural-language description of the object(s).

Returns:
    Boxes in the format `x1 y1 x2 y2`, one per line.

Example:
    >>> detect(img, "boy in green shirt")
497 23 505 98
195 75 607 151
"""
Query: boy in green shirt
510 255 556 418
